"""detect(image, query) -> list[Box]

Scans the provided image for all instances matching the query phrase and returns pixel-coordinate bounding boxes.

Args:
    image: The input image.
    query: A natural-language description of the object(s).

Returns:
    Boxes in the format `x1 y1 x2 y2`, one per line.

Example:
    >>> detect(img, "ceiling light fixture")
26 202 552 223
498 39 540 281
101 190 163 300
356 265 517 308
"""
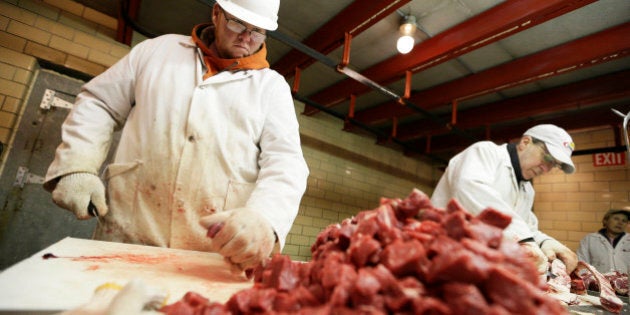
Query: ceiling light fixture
396 15 417 54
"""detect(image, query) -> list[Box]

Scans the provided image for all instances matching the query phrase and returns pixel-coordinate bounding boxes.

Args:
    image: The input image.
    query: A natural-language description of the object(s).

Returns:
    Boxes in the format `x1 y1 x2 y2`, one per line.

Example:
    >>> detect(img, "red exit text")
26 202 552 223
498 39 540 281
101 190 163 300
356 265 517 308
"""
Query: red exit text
592 152 626 167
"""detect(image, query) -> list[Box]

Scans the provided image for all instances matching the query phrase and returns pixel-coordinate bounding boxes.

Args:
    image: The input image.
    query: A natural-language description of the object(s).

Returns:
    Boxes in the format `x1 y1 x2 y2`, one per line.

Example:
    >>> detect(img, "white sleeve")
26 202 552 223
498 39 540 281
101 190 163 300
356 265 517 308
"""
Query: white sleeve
245 75 309 249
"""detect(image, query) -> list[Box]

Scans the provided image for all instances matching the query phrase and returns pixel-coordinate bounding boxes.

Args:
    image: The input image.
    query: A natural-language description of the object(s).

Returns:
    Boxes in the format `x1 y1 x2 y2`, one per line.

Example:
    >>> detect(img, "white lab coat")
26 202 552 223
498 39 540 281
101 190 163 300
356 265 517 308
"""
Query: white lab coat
430 141 551 244
577 232 630 274
45 34 309 251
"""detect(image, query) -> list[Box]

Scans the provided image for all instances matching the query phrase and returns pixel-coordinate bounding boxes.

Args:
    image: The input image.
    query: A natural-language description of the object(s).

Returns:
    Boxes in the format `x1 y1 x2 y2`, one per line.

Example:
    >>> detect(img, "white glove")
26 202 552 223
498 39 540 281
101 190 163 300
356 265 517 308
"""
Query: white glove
58 280 166 315
520 242 548 275
199 207 276 273
106 280 166 315
541 239 577 274
52 173 108 219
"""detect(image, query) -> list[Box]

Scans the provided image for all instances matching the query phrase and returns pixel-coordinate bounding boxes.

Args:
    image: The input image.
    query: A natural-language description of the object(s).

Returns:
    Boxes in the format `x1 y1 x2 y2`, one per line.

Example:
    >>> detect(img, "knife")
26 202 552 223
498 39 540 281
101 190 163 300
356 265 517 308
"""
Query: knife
88 201 101 224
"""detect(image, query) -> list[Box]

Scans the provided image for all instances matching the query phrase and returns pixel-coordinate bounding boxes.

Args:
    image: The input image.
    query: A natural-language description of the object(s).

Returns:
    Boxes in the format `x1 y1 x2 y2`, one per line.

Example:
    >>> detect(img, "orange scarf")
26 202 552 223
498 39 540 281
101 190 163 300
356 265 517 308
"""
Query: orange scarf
191 23 270 80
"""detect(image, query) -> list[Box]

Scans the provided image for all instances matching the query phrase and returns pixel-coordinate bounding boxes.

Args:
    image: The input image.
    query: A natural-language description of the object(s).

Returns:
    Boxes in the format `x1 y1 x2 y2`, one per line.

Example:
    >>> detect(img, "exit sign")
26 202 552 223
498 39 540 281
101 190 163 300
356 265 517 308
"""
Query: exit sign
592 152 626 166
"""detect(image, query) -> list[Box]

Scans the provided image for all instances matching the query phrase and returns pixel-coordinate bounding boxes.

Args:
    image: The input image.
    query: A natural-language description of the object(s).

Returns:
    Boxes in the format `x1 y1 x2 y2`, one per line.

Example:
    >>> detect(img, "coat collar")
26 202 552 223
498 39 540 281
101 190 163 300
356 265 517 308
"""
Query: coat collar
507 143 527 183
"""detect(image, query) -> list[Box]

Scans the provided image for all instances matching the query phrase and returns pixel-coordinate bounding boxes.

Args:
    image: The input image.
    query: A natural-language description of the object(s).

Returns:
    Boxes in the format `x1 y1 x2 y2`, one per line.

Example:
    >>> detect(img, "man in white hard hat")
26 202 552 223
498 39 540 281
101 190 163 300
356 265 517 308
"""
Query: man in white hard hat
430 124 578 275
45 0 308 276
577 208 630 274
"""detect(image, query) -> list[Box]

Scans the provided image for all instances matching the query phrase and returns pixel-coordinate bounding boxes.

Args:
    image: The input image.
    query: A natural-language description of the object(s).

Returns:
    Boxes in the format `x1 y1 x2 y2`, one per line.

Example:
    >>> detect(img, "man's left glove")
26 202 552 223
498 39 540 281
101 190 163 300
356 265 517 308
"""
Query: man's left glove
199 207 276 274
51 172 108 220
520 241 549 275
540 239 577 274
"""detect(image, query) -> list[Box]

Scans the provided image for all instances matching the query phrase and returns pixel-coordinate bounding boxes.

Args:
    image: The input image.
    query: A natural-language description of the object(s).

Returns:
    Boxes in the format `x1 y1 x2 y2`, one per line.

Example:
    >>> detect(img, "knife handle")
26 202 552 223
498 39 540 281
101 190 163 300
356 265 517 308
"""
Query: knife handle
88 201 99 217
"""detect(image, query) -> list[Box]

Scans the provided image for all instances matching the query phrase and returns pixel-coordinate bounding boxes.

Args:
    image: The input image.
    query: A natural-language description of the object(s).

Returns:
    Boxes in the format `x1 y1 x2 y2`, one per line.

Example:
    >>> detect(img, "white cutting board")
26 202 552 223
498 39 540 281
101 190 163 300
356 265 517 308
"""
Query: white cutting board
0 237 253 312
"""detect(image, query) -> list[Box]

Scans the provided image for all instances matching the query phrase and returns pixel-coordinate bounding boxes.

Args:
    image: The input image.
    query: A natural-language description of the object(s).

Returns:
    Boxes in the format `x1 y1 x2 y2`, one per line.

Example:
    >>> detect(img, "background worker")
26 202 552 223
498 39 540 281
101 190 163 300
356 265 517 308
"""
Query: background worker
430 124 578 275
577 208 630 274
44 0 309 274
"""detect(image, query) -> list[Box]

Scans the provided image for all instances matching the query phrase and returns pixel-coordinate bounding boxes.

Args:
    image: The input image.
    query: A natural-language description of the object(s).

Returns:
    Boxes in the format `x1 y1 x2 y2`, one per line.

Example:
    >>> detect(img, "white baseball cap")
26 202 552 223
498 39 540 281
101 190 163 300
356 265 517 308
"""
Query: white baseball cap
524 124 576 174
216 0 279 31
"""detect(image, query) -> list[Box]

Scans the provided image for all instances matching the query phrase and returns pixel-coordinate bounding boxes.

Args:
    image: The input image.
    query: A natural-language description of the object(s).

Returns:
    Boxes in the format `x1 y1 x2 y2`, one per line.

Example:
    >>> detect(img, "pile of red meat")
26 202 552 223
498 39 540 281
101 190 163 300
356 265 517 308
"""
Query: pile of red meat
160 189 568 314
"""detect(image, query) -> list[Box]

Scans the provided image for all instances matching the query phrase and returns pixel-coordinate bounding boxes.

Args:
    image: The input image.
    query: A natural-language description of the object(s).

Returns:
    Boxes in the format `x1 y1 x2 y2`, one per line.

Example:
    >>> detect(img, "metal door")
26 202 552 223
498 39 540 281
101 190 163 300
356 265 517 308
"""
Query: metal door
0 69 108 270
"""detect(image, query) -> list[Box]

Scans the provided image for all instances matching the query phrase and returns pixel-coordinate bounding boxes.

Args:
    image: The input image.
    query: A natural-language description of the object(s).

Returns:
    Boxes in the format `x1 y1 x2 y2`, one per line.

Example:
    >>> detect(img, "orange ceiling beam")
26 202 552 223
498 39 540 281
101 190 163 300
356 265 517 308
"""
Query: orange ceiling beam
395 69 630 141
417 106 629 154
116 0 141 45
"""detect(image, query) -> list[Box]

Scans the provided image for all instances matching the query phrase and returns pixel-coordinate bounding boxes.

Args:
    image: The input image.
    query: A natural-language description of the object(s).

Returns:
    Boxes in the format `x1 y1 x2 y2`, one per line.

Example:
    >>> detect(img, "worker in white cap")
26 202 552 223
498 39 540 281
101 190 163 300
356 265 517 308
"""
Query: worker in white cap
45 0 308 276
430 124 578 275
577 208 630 274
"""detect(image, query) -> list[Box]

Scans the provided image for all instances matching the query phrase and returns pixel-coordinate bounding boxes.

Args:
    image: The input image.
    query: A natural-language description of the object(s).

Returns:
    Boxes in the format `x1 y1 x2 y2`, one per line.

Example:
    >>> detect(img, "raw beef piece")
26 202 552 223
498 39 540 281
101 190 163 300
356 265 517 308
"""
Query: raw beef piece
161 188 568 315
570 278 586 295
571 261 623 314
573 268 599 291
604 271 629 296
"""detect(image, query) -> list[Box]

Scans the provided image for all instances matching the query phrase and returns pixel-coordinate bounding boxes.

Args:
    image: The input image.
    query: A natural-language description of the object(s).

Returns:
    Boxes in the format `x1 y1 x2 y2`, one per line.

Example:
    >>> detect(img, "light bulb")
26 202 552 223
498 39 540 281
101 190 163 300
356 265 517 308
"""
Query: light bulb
397 35 414 54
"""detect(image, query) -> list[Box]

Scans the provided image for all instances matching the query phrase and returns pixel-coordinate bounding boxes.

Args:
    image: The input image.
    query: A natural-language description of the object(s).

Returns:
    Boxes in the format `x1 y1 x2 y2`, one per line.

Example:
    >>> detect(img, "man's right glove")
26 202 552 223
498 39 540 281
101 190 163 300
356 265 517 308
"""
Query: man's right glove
51 172 108 220
520 241 548 274
541 239 578 274
199 207 276 274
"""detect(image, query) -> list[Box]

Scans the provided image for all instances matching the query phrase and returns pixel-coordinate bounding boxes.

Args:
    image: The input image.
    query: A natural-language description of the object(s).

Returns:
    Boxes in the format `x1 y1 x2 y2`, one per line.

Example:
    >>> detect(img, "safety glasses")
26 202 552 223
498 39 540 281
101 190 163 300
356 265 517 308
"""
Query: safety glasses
219 7 266 43
534 141 561 169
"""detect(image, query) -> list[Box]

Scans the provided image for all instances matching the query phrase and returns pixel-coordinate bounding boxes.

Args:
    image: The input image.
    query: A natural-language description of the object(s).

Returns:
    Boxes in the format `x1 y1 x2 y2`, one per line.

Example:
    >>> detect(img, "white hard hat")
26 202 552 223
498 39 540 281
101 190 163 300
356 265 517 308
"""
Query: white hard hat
216 0 279 31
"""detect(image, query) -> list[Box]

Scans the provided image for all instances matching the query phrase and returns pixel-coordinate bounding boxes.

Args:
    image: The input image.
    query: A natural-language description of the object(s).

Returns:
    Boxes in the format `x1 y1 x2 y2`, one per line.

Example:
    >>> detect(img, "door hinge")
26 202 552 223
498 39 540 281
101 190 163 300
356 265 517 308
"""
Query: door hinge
39 89 74 110
14 166 45 188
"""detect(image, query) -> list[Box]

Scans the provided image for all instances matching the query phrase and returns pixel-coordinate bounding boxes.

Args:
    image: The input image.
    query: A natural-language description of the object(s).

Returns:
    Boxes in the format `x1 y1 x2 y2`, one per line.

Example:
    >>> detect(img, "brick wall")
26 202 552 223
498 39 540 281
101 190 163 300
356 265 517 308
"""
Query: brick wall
534 127 630 252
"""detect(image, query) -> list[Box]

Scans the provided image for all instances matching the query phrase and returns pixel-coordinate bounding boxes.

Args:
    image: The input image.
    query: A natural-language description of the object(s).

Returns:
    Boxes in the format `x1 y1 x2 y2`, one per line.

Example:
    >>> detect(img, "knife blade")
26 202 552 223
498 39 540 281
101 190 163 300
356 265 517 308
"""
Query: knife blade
88 201 101 224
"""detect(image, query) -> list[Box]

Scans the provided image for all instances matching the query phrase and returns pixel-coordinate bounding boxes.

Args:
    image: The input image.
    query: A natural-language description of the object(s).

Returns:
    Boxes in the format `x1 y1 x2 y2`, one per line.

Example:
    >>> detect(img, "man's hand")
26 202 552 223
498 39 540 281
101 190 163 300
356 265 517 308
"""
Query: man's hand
200 208 276 273
541 239 578 274
51 173 108 219
520 242 548 274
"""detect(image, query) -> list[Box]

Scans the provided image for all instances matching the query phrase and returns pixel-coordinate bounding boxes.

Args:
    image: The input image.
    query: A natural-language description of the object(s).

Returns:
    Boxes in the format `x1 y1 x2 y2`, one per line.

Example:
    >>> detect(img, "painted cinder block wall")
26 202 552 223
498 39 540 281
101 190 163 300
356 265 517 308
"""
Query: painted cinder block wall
1 0 628 262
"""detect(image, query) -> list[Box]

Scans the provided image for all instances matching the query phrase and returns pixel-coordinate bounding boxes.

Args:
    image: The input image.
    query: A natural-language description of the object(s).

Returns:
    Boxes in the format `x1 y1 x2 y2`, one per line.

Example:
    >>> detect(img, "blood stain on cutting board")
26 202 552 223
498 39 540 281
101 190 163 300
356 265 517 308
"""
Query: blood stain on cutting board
43 252 174 273
41 251 251 284
42 252 172 264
